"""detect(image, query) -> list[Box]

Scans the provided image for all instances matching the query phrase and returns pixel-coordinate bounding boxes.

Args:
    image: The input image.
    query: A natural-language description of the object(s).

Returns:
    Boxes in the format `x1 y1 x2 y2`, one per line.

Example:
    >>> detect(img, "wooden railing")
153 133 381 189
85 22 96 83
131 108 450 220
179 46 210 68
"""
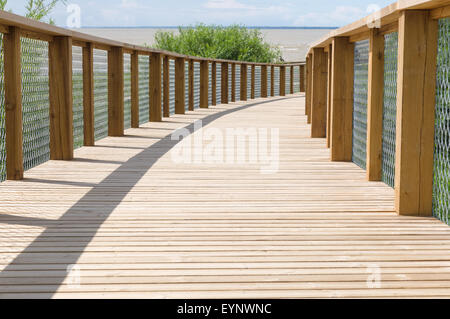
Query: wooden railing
305 0 450 218
0 10 305 183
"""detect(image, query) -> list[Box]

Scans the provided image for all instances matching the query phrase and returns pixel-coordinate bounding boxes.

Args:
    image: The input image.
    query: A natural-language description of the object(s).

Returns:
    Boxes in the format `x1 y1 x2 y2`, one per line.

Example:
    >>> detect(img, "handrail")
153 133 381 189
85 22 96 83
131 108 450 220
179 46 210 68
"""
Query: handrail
304 0 450 220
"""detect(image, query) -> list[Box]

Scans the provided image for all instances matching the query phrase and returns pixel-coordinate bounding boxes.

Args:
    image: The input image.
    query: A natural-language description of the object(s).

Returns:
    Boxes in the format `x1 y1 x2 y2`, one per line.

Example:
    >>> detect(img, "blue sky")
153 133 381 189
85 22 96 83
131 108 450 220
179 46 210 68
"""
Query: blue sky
5 0 394 27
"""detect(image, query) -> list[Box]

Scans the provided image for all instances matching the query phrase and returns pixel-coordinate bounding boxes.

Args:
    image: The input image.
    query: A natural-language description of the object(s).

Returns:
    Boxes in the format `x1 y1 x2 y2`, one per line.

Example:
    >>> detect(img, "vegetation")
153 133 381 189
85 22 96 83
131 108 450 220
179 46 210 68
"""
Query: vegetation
154 24 283 63
0 0 66 24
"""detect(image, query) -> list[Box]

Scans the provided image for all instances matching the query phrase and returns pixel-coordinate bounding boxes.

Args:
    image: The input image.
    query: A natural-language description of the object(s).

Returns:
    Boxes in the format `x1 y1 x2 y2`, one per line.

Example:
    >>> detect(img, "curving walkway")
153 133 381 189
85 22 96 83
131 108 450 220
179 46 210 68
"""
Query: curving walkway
0 94 450 298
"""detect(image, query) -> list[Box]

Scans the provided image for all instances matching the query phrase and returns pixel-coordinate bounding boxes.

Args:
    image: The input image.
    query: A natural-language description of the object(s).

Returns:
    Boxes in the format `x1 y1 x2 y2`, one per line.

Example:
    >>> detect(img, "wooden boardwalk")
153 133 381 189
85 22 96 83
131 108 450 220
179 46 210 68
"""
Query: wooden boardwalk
0 94 450 298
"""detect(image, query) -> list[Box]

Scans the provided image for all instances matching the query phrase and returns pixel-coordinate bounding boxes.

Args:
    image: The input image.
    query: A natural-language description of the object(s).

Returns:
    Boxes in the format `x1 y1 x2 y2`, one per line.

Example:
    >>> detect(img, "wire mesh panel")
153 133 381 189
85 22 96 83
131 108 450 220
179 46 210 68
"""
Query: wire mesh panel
161 60 164 116
247 67 252 99
93 49 108 141
274 67 280 96
433 18 450 226
169 59 175 114
138 55 149 125
72 46 84 150
294 66 300 93
194 62 200 108
267 67 272 96
235 64 241 101
0 34 5 182
228 65 232 101
124 54 132 130
286 67 291 95
216 63 222 105
381 32 398 188
185 61 189 109
255 66 261 98
352 40 369 170
21 38 50 171
208 63 212 105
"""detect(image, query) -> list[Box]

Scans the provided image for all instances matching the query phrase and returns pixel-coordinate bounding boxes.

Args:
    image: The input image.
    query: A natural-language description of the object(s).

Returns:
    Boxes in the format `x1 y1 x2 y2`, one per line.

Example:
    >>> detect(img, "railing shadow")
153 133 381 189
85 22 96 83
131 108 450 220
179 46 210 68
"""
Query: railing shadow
0 97 288 297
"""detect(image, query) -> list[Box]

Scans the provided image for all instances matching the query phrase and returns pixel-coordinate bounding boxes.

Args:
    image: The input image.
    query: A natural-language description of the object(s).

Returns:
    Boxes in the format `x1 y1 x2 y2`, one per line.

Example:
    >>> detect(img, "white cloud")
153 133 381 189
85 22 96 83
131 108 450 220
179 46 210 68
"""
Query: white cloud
294 5 365 26
204 0 252 9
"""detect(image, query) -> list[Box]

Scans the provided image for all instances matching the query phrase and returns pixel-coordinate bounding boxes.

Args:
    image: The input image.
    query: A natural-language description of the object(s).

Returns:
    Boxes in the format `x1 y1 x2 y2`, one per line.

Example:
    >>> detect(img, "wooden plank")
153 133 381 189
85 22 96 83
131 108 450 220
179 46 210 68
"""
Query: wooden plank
300 65 305 93
261 65 268 98
251 65 256 99
107 47 124 136
366 29 385 181
131 51 139 128
162 56 170 118
82 43 95 146
240 64 247 101
330 37 354 162
290 66 294 94
175 57 185 115
280 66 286 97
188 60 194 111
326 44 333 148
270 66 275 97
200 61 209 108
49 36 74 160
306 54 313 122
431 4 450 19
395 10 438 216
149 53 162 122
212 62 217 106
311 47 328 138
221 62 229 104
231 64 236 102
4 26 24 180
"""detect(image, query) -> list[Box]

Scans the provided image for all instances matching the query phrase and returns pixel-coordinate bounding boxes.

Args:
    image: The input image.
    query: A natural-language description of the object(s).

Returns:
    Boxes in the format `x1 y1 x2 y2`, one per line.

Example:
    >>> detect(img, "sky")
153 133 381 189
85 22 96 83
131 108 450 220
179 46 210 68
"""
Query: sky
4 0 394 28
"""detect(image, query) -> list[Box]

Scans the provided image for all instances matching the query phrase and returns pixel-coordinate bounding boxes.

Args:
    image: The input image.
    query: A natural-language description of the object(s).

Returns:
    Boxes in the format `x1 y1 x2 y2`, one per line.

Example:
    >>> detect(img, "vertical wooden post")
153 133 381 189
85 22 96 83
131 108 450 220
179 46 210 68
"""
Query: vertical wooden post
300 64 305 93
4 26 24 180
175 57 185 115
188 59 194 111
221 62 229 104
49 36 74 160
200 60 209 108
212 62 217 106
311 47 328 138
290 65 294 94
162 55 170 118
366 28 385 181
108 47 124 137
306 54 312 122
261 65 268 98
280 66 286 97
270 65 275 97
231 63 236 102
326 44 333 148
395 11 438 216
131 51 139 128
240 64 247 101
251 65 255 99
150 52 162 122
82 43 95 147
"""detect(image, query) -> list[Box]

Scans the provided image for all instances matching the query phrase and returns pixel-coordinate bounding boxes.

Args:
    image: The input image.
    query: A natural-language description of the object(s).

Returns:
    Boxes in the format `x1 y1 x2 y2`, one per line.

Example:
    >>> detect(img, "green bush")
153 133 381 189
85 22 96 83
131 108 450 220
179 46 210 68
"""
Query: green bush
154 24 282 63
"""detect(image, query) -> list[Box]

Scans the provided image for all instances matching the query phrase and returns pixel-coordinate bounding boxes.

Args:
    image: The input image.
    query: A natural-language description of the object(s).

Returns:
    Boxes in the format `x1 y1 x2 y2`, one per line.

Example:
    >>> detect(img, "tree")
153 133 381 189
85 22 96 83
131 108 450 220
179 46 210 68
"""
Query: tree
154 24 283 63
1 0 66 23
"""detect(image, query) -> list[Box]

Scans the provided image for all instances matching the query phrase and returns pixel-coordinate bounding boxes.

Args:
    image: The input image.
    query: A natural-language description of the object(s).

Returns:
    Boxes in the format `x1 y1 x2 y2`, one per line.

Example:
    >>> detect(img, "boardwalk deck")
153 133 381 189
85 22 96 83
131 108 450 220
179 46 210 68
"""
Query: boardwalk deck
0 94 450 298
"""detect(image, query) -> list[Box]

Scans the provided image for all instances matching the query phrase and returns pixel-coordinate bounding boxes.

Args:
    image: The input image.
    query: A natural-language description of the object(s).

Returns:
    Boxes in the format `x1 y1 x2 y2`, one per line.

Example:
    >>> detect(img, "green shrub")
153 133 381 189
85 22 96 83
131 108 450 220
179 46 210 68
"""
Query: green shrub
154 24 282 63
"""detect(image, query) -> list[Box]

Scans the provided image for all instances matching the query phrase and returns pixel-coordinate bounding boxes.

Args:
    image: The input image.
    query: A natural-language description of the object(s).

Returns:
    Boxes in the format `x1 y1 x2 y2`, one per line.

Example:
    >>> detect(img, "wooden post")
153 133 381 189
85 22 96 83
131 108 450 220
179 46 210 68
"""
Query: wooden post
261 65 268 98
4 26 24 180
231 63 236 102
82 43 95 147
290 65 294 94
131 51 139 128
221 62 229 104
200 60 209 108
150 53 162 122
311 47 328 138
280 66 286 96
49 36 74 160
175 57 185 115
366 28 385 181
188 59 194 111
395 10 438 216
270 65 275 97
306 54 312 122
330 37 354 162
162 55 170 117
251 65 255 99
240 64 247 101
326 44 333 148
300 64 305 93
108 47 124 137
211 62 217 105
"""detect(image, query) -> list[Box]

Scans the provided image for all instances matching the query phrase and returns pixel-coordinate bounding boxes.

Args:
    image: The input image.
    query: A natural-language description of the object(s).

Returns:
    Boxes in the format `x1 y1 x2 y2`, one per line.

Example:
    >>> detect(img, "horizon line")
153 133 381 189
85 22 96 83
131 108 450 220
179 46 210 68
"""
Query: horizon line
77 26 338 30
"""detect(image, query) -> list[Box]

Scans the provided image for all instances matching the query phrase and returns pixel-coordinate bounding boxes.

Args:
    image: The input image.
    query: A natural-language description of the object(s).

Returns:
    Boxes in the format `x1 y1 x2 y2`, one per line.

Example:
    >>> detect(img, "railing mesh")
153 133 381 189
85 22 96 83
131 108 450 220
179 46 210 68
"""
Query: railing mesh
228 65 232 101
138 55 149 125
352 40 369 170
235 64 241 101
194 62 200 108
93 49 108 141
185 61 189 109
381 32 398 188
286 67 291 95
72 46 84 150
433 18 450 225
21 38 50 171
255 66 261 98
124 54 132 129
216 63 222 104
294 66 300 93
169 59 175 114
274 67 280 96
247 67 252 99
0 34 5 182
267 67 271 96
208 63 212 105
